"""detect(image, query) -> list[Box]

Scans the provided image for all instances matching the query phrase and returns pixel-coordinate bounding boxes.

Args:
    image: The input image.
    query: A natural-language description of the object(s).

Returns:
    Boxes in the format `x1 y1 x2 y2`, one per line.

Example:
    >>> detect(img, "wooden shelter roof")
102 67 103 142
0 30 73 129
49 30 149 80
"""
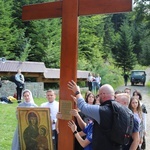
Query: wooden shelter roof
0 60 45 73
0 60 89 82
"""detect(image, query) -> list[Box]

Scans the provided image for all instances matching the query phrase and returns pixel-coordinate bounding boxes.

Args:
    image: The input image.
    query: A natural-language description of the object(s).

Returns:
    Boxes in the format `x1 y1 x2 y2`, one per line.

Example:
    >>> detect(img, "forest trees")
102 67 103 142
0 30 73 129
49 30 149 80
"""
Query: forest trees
132 0 150 66
113 20 136 74
0 0 17 58
112 1 150 73
78 15 104 71
0 0 150 73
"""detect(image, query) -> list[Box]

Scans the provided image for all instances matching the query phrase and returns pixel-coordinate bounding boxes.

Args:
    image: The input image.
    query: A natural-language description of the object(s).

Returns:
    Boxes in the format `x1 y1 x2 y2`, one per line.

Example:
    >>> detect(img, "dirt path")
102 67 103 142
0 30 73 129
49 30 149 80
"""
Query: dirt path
116 68 150 149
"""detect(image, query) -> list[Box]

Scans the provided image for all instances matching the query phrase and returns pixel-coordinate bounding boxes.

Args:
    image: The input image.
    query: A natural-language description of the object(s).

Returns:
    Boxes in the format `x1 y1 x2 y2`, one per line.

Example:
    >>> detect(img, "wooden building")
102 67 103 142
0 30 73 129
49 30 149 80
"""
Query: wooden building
0 60 89 83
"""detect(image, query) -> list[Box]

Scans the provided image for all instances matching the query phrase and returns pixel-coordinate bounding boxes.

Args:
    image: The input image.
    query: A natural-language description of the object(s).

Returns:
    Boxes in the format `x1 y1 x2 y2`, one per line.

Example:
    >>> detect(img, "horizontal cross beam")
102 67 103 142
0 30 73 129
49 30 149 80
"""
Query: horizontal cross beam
22 0 132 21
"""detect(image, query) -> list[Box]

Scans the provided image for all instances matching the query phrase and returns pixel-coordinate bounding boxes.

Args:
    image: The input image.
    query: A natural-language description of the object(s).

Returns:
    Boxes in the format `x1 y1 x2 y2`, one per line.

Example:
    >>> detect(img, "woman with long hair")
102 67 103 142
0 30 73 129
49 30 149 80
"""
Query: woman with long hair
133 90 147 150
129 96 144 150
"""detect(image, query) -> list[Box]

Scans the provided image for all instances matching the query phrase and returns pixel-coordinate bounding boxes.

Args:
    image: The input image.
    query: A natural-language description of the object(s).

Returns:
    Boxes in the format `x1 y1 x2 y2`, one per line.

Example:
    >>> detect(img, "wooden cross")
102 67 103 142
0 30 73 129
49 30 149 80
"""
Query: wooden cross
22 0 132 149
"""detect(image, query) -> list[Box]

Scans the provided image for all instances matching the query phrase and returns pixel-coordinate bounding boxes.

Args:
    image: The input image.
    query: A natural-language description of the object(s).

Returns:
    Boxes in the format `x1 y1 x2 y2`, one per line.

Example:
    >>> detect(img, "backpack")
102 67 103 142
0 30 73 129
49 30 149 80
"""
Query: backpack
110 100 134 145
0 96 13 104
10 75 16 82
10 75 24 88
141 104 147 114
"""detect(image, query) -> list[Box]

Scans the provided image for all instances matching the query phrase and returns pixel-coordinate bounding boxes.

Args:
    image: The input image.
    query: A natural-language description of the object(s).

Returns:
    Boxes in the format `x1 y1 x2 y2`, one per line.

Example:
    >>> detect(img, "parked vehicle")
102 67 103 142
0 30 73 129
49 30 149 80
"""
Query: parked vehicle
130 70 146 86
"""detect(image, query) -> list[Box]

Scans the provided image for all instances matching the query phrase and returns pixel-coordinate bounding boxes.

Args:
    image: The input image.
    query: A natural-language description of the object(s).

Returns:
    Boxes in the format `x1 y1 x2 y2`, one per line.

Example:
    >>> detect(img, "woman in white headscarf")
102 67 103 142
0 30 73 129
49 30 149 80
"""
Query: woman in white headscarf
18 89 37 107
11 89 38 150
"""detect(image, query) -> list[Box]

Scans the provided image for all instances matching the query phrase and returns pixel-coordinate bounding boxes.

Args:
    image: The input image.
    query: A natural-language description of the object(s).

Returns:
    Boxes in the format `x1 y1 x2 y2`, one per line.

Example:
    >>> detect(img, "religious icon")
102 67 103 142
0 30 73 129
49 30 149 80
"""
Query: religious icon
18 107 53 150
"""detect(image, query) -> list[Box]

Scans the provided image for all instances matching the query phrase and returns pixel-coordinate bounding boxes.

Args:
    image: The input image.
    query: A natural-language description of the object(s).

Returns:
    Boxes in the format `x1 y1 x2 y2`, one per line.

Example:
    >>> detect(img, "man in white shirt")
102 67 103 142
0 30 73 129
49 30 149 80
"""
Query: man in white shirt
40 90 59 150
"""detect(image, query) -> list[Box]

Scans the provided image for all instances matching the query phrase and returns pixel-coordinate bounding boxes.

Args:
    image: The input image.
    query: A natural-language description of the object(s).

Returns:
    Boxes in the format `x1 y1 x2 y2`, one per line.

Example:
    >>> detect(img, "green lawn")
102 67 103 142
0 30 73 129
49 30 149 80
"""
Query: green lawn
0 98 47 150
0 90 89 149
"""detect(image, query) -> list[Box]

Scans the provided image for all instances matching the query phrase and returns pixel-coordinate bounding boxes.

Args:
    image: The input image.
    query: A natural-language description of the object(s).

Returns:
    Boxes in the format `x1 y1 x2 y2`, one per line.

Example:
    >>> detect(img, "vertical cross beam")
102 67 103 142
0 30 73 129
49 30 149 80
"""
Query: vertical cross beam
58 0 78 149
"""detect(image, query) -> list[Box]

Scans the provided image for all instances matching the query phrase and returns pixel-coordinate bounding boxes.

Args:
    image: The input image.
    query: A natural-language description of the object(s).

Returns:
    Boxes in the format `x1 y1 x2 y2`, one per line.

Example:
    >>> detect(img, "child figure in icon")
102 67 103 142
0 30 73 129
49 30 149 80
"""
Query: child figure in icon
36 126 49 150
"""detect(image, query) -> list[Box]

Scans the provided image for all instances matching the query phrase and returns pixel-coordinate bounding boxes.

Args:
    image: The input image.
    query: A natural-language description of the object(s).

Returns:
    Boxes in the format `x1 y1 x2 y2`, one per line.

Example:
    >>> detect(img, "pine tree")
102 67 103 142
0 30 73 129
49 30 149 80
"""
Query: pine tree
114 20 136 74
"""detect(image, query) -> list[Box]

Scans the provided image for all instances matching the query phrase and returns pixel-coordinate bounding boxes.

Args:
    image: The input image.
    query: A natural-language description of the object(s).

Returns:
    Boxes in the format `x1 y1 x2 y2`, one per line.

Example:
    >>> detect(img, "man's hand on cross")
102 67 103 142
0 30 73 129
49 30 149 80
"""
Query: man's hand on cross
68 80 80 94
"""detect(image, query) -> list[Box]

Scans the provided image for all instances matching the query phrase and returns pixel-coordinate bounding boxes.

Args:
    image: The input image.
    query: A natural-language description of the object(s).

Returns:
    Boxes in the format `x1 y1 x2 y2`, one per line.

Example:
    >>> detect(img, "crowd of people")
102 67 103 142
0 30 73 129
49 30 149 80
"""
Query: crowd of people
87 72 101 94
11 77 147 150
66 81 147 150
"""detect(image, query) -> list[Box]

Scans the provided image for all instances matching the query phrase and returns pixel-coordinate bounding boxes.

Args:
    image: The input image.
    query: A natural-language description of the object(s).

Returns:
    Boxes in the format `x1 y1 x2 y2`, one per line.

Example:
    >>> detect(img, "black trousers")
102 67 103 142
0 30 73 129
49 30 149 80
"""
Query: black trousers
88 81 92 91
52 130 58 150
16 87 23 100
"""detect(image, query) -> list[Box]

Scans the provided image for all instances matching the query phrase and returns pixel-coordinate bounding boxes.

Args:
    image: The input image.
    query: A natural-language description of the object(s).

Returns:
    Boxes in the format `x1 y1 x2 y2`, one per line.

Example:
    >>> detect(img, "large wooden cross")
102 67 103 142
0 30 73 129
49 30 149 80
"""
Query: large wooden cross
22 0 132 149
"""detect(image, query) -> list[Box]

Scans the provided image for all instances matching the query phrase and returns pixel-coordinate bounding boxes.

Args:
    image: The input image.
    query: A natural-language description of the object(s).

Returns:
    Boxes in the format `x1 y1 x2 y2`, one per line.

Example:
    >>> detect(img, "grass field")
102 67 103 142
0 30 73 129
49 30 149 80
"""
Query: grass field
0 88 88 150
0 98 47 150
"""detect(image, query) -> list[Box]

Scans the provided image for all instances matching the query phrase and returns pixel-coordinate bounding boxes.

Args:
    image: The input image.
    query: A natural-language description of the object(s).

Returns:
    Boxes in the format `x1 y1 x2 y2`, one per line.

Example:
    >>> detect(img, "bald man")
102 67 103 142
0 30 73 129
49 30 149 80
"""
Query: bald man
115 93 140 150
68 81 121 150
115 93 130 106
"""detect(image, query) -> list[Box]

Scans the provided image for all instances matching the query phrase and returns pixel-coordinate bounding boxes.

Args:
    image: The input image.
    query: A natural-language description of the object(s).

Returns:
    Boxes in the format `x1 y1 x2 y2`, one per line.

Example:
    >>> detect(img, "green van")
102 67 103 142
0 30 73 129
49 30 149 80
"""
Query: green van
130 70 146 86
